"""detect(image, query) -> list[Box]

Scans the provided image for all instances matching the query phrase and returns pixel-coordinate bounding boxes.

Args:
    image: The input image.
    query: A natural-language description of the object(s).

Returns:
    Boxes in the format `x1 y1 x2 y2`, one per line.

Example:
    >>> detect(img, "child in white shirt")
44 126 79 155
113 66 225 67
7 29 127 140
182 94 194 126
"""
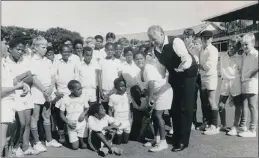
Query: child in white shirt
109 78 131 144
99 43 122 113
88 103 122 156
238 33 258 138
59 80 89 150
78 47 100 105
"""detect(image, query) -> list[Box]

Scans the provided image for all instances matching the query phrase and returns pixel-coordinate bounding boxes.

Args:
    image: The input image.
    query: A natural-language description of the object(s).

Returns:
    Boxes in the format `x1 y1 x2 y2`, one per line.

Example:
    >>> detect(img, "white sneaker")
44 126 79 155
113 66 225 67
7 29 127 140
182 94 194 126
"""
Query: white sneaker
46 139 62 148
238 126 248 133
227 127 237 136
23 147 40 155
149 141 168 152
33 142 47 153
238 130 256 138
169 128 174 135
199 123 209 131
203 125 220 135
12 147 24 157
144 139 157 147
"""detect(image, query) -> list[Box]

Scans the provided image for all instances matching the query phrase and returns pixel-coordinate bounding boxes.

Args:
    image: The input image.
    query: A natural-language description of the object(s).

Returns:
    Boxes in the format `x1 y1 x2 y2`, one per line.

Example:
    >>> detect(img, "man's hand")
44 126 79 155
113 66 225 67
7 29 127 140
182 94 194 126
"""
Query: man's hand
68 121 77 129
20 83 30 97
148 97 154 107
198 64 205 71
55 92 64 99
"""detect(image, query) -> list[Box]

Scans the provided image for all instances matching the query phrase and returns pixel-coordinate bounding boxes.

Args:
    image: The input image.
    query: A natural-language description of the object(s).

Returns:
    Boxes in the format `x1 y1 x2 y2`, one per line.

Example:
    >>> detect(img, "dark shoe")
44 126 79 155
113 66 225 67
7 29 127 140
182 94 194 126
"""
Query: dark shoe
172 143 188 152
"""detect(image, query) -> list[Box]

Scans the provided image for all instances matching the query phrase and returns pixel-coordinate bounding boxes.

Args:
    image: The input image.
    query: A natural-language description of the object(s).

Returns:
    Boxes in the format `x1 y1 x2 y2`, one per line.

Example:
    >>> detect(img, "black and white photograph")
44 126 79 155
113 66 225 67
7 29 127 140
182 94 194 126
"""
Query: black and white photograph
1 1 258 157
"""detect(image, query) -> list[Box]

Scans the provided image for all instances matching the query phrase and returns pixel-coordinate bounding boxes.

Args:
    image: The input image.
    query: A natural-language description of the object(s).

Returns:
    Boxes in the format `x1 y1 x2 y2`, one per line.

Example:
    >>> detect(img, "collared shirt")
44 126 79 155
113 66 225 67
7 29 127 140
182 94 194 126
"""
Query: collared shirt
54 53 81 67
54 58 79 95
155 37 192 71
99 58 121 91
30 55 52 87
59 95 89 121
121 61 140 88
93 48 107 62
241 48 258 82
78 60 100 89
1 58 15 101
199 43 219 76
220 52 242 79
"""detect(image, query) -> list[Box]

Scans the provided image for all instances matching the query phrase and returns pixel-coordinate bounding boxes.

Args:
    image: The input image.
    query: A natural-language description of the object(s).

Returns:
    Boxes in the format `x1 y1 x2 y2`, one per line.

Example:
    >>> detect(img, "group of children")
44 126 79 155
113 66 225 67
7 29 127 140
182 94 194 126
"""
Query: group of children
1 27 258 157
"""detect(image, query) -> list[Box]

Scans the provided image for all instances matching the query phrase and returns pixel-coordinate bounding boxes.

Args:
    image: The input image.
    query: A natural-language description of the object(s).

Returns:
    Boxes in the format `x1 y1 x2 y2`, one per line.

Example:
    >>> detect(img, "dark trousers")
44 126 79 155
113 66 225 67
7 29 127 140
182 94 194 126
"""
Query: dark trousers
193 74 202 124
170 75 197 146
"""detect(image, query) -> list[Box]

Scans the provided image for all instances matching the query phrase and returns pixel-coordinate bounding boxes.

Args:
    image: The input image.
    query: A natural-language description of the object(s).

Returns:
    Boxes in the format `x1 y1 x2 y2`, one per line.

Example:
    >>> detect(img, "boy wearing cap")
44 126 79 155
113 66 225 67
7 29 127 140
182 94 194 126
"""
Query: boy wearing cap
199 30 219 135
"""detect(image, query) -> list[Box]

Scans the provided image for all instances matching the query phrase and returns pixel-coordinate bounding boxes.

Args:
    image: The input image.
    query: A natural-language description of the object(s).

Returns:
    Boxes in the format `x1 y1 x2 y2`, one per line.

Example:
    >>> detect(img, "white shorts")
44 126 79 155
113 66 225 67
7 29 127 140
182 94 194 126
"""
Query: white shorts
242 79 258 94
14 91 34 111
67 120 88 143
220 78 241 97
201 75 218 90
1 100 16 123
83 88 97 102
154 83 173 111
31 86 48 105
116 120 131 135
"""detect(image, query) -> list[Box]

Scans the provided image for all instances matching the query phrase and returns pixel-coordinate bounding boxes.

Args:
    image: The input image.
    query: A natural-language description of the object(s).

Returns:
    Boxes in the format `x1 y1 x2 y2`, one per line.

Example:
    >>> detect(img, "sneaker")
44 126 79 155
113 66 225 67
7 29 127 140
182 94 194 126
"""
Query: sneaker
149 141 168 152
23 147 40 155
238 126 248 133
98 147 109 157
169 128 174 135
199 123 209 131
144 139 157 147
46 139 62 148
33 142 47 153
238 130 256 138
220 125 229 132
227 127 238 136
203 125 220 135
12 147 24 157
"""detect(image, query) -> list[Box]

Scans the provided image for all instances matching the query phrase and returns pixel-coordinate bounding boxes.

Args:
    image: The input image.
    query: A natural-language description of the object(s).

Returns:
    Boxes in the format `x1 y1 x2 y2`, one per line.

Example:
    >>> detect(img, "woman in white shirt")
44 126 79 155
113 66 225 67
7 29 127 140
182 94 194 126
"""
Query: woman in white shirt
134 51 173 152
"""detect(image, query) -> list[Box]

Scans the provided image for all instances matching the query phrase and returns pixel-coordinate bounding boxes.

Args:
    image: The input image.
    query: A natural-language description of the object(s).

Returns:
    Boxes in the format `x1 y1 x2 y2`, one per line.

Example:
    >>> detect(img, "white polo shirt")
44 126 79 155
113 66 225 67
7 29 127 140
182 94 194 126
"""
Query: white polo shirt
241 48 258 82
93 48 106 62
109 93 131 121
1 58 15 101
59 95 89 121
220 52 242 79
78 60 100 89
199 44 219 77
88 115 117 134
99 58 121 91
55 53 81 67
30 55 53 104
121 61 140 88
54 58 78 95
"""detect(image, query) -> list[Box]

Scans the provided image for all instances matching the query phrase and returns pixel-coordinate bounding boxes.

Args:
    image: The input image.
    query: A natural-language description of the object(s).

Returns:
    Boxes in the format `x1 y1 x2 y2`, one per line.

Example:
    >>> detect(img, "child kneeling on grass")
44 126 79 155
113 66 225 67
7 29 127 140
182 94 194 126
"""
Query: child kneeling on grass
59 80 89 150
88 103 123 157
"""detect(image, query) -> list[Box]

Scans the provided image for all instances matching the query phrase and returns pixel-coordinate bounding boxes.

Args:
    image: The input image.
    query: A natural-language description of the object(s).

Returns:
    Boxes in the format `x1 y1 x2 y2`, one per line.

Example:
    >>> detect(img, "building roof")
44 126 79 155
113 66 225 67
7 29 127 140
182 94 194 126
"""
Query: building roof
203 1 259 22
117 22 224 41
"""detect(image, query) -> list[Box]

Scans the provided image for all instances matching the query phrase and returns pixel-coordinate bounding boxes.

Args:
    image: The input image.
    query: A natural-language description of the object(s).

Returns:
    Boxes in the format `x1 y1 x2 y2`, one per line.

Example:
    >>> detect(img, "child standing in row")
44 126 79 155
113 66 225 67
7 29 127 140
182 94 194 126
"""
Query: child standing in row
109 78 131 144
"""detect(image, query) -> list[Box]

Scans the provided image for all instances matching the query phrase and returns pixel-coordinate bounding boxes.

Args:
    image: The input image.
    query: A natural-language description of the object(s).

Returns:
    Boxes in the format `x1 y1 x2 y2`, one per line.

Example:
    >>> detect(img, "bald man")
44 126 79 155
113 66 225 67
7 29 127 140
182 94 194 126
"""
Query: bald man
147 25 198 152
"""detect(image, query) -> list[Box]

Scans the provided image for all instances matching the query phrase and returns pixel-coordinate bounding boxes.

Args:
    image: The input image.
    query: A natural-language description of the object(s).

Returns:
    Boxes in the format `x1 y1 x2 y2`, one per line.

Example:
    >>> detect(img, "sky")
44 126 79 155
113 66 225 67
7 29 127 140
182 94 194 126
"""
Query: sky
1 1 256 38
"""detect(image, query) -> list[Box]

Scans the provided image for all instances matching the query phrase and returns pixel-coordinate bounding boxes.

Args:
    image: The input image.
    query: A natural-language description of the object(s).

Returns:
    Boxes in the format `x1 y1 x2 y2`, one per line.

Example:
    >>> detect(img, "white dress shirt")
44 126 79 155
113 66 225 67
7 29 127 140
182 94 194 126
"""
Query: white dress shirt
199 43 219 77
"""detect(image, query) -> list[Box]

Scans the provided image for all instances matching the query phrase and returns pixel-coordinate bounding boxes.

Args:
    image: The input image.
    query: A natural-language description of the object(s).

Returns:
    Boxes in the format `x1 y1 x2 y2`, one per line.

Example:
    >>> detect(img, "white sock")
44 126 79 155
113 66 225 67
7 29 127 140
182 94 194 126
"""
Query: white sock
160 139 167 145
155 136 160 143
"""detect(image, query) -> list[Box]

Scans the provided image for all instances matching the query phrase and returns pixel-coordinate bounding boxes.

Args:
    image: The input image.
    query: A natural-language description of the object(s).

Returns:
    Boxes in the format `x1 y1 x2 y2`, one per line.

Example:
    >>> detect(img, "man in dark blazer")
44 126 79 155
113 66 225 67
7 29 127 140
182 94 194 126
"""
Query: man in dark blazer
147 25 198 152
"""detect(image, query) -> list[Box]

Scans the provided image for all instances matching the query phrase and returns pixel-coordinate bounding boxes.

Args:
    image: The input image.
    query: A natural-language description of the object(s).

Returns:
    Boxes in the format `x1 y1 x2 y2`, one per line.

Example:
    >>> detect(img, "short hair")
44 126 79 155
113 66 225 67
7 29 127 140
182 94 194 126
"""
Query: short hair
85 37 96 44
82 46 93 56
138 44 147 51
94 35 104 42
147 25 164 35
123 46 134 55
46 46 54 52
67 80 81 90
73 38 84 48
105 42 115 49
62 36 73 45
8 38 26 49
242 33 255 45
113 77 126 89
31 36 47 50
88 103 102 116
106 32 116 40
133 50 146 59
229 36 242 50
193 36 202 43
183 28 195 37
118 37 130 47
114 42 122 48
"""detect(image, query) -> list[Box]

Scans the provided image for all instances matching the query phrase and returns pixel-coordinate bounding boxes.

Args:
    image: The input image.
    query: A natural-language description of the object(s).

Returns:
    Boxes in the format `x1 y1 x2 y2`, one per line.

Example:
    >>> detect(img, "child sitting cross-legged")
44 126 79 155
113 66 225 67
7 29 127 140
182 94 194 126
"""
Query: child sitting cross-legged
88 103 123 157
59 80 89 150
